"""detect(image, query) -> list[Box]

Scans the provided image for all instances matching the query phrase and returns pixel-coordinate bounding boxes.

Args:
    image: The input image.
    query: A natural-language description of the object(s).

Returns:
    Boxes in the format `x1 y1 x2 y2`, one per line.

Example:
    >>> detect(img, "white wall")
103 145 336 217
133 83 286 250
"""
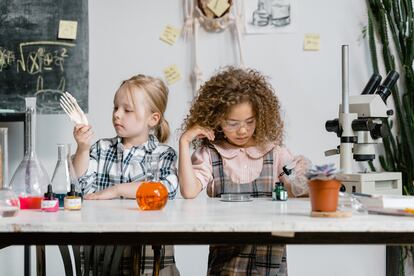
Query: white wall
0 0 387 275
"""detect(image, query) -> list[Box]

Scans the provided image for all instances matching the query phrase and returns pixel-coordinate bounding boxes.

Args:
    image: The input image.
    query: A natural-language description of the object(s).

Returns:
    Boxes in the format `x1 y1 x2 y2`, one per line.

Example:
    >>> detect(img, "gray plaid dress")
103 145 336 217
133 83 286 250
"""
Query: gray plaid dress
207 145 287 276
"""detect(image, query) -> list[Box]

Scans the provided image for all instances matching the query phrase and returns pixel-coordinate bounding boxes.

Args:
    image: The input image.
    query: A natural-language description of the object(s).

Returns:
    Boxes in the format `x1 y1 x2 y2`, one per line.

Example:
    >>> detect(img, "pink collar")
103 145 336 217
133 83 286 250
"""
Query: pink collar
211 141 276 159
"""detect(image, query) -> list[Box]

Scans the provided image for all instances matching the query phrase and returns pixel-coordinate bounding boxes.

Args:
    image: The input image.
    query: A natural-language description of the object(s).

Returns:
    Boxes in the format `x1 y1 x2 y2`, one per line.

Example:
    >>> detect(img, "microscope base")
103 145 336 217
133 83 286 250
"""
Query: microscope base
337 172 402 195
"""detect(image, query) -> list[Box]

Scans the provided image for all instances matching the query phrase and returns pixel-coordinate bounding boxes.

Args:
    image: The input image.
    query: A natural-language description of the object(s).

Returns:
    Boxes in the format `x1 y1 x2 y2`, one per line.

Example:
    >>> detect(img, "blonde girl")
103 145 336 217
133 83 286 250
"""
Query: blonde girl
73 74 180 275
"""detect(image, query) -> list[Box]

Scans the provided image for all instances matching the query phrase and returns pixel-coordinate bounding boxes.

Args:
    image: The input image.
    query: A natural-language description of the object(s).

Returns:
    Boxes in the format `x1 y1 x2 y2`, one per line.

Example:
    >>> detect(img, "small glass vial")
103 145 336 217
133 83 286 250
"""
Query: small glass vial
278 183 288 201
64 184 82 210
41 184 59 212
252 0 270 26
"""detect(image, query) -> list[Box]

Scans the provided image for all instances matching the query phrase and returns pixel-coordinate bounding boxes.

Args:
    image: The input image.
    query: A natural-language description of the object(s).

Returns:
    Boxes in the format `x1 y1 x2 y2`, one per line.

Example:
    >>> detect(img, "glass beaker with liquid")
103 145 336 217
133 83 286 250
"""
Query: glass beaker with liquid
51 144 80 207
0 128 19 217
10 98 50 209
135 154 168 210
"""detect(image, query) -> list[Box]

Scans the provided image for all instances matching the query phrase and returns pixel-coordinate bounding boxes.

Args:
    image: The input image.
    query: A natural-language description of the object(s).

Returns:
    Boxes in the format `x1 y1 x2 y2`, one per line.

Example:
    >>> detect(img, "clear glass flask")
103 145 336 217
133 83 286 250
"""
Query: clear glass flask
10 98 50 209
0 128 19 217
51 144 80 207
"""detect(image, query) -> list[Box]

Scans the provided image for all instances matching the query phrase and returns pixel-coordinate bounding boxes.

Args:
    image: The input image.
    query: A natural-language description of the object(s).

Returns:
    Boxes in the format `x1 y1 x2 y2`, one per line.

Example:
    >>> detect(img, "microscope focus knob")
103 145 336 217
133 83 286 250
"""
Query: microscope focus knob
387 109 394 116
325 119 342 137
352 119 375 131
370 123 388 139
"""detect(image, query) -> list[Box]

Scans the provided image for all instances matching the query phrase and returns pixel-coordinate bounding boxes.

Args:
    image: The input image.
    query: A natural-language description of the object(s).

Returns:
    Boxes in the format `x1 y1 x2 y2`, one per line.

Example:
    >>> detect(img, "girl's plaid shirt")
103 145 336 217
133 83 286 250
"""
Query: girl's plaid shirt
78 134 178 199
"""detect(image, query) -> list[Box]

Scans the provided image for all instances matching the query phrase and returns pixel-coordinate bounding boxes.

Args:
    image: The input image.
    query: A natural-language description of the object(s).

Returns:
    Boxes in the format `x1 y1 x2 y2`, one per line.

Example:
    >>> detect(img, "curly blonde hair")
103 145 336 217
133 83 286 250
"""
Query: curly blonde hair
182 67 284 147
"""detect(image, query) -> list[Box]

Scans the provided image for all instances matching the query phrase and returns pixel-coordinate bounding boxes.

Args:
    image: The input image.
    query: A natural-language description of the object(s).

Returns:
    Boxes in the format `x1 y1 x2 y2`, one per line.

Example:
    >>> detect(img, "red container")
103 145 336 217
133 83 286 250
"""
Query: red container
308 179 341 212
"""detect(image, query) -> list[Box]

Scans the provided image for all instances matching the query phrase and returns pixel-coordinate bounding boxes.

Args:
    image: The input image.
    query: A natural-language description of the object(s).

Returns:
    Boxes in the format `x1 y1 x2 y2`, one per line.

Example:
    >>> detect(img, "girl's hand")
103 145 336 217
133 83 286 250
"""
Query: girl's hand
180 125 215 145
74 124 93 151
293 155 312 175
84 185 119 200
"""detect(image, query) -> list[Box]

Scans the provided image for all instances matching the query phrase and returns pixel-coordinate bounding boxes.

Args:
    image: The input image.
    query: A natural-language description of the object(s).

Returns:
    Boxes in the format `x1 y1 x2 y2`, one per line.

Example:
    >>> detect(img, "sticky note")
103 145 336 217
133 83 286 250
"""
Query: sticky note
164 65 182 85
58 20 78 40
207 0 230 17
304 34 320 51
159 25 181 45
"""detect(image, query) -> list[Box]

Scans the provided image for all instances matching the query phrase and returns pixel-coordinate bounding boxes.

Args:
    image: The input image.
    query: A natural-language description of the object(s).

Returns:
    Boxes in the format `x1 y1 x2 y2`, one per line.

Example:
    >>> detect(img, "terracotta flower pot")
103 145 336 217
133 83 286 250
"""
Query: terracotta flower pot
308 179 341 212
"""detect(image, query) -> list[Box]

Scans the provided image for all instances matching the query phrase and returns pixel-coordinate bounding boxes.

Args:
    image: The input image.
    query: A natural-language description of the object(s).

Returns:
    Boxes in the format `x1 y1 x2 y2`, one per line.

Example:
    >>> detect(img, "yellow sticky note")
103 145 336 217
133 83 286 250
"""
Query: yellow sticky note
304 34 320 51
58 20 78 40
159 25 181 46
207 0 230 17
164 65 182 85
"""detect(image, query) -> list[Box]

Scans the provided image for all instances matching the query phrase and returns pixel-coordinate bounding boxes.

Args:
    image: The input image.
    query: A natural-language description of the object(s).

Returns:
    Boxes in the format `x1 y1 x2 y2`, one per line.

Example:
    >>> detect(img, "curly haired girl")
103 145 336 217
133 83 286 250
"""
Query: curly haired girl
179 67 310 275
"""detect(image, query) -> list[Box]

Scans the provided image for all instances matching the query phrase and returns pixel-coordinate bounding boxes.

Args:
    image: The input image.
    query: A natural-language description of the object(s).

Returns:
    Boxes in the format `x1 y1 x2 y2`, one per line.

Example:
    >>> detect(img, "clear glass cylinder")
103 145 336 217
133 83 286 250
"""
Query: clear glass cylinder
10 98 50 209
135 154 168 210
51 144 80 207
0 128 19 217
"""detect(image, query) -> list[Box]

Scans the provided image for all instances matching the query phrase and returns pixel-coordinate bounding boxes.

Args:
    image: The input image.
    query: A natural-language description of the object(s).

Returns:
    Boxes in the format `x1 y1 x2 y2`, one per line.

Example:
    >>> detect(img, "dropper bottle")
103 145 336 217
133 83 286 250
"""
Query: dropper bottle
41 184 59 212
64 184 82 210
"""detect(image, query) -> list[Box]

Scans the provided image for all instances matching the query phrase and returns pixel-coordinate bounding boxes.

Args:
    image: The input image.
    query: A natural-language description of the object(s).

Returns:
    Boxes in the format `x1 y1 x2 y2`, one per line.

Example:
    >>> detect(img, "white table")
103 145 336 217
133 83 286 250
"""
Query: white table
1 197 414 245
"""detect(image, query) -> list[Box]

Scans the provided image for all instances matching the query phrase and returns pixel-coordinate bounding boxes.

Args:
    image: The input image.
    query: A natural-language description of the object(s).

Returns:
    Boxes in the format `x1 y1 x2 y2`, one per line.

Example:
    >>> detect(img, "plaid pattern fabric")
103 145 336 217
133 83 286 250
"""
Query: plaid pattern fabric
207 145 287 276
78 134 178 275
80 245 177 275
78 134 178 199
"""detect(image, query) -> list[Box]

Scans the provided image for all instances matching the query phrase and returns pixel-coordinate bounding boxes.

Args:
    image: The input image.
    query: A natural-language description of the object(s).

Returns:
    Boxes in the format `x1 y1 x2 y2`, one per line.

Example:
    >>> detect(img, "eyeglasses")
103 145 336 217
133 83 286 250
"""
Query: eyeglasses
222 118 256 132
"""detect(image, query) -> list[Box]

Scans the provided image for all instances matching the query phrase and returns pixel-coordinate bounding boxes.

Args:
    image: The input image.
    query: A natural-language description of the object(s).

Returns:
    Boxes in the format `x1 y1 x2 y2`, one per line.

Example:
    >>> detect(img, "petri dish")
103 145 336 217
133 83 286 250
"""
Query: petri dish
219 193 252 202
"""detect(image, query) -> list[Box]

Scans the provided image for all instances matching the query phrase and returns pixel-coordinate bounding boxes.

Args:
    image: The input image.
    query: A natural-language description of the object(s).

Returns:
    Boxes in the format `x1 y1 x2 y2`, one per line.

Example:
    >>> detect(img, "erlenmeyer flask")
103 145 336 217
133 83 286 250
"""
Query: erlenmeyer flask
51 144 80 207
0 128 19 217
10 98 50 209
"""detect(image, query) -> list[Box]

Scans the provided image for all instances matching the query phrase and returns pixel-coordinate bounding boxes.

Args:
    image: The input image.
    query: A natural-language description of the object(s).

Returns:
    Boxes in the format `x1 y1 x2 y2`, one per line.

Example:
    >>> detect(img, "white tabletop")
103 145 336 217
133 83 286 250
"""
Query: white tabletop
1 197 414 234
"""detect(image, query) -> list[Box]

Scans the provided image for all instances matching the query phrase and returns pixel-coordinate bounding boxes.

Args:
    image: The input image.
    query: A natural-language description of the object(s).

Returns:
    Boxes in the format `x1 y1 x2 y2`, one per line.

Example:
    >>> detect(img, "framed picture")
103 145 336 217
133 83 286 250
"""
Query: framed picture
244 0 297 34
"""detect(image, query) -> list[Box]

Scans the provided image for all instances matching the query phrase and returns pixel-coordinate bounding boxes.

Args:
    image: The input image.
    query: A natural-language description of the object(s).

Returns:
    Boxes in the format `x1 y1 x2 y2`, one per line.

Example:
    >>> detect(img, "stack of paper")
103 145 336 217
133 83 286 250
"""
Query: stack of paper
357 195 414 209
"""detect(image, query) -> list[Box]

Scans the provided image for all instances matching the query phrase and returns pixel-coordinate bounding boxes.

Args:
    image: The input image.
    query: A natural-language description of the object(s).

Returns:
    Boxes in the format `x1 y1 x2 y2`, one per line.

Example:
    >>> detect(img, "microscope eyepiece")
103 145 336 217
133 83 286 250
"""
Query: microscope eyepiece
361 73 382 95
376 70 400 102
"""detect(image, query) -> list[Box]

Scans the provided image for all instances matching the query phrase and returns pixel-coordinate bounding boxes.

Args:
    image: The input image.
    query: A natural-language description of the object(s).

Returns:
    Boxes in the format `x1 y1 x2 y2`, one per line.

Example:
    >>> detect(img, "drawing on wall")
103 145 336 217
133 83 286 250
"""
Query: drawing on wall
0 0 88 114
244 0 297 34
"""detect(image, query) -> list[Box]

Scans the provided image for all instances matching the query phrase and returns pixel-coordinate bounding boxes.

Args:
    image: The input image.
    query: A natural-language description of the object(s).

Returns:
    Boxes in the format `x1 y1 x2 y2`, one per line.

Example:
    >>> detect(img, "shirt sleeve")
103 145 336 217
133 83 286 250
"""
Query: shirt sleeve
191 146 213 190
159 147 179 199
78 141 99 195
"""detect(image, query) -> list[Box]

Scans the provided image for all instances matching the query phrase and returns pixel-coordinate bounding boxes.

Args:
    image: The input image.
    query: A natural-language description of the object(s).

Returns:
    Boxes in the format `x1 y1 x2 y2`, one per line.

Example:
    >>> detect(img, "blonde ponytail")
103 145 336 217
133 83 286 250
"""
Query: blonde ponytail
155 117 170 143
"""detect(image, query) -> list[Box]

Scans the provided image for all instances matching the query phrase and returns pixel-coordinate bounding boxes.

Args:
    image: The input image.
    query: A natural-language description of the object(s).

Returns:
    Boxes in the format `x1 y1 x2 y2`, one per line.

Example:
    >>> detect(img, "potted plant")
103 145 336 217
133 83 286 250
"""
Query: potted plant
307 164 341 212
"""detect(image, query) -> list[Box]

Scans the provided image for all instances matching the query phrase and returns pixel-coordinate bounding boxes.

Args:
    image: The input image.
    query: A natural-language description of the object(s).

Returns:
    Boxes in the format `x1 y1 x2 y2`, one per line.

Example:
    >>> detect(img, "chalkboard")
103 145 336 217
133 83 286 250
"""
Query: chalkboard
0 0 88 114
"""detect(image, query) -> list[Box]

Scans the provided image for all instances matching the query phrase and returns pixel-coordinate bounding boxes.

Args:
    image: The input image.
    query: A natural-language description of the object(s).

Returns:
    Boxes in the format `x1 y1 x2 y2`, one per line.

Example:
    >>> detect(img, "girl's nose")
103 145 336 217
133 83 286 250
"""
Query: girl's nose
113 110 121 119
238 126 248 135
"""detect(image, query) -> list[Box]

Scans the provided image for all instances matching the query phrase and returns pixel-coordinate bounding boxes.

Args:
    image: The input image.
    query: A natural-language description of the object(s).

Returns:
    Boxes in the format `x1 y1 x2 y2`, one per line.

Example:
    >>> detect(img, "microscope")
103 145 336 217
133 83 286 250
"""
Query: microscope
325 45 402 195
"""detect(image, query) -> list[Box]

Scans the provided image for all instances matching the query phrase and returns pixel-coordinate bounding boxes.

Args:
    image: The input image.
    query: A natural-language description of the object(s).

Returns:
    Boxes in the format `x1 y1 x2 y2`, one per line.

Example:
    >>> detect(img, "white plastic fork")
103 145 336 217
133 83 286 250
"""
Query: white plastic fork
59 91 89 125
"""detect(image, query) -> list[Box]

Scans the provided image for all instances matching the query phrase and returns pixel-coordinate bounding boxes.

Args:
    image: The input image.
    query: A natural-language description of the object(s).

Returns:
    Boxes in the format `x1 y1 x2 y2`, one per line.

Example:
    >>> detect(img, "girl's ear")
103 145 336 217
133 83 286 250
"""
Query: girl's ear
148 112 161 128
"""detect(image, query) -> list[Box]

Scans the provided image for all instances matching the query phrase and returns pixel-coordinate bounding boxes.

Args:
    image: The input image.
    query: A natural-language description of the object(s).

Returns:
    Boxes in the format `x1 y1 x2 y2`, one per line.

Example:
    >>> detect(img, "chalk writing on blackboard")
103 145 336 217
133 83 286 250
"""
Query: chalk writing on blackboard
0 0 88 114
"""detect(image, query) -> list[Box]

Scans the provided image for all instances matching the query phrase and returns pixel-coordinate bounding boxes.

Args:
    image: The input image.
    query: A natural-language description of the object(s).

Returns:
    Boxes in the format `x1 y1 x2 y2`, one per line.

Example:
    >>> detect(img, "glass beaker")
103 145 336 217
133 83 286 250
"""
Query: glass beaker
0 128 19 217
51 144 80 207
270 0 291 26
135 154 168 210
10 98 50 209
